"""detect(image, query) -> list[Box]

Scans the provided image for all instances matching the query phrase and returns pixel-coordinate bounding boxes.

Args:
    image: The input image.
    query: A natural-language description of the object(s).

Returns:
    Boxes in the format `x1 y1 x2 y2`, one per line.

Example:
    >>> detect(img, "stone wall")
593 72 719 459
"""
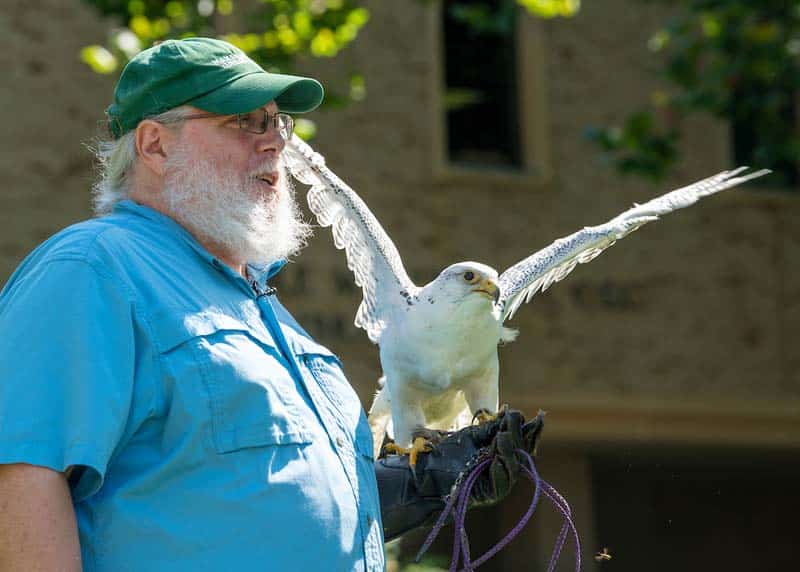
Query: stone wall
289 0 800 444
0 0 116 274
2 0 797 441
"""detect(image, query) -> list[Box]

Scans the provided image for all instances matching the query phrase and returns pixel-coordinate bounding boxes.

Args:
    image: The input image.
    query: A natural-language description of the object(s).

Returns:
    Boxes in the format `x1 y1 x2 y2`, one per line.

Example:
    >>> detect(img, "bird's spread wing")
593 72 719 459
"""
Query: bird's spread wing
497 167 770 321
284 135 417 342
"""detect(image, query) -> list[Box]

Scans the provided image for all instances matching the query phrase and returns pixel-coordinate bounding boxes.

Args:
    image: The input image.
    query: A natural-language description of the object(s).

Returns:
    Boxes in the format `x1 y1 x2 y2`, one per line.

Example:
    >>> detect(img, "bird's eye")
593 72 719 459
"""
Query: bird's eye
463 271 475 282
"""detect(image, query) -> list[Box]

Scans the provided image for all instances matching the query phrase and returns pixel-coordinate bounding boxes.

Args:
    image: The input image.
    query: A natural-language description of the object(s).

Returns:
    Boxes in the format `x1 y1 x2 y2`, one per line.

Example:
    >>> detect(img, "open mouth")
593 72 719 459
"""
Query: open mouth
256 172 279 187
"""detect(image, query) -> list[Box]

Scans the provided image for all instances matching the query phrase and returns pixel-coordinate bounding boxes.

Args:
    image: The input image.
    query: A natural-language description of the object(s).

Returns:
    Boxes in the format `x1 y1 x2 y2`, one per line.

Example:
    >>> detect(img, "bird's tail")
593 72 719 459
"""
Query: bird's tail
367 378 392 459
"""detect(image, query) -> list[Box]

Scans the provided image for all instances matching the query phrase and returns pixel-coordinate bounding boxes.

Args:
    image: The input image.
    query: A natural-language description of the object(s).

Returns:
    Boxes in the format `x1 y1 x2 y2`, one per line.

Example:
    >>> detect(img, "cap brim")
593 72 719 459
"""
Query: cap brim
189 71 324 115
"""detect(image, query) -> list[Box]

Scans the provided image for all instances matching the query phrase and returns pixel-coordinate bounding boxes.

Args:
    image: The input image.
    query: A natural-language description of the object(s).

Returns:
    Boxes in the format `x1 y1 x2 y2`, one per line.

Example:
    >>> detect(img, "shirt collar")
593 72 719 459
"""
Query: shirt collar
247 259 287 289
113 200 288 284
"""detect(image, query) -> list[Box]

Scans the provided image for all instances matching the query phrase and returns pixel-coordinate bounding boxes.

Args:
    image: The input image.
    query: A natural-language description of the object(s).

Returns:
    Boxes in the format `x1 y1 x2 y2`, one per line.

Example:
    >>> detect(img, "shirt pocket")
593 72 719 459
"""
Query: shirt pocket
296 341 374 458
302 350 379 512
154 309 314 454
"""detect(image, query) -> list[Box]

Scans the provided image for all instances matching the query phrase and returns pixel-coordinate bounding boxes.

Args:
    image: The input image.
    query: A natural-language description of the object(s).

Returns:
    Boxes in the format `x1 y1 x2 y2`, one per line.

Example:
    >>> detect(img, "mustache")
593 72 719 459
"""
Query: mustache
246 158 283 180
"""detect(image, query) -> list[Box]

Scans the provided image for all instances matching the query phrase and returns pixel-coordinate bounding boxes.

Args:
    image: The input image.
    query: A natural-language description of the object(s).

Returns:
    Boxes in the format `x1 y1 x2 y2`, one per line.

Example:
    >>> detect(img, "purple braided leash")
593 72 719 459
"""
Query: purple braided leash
541 480 581 572
415 449 581 572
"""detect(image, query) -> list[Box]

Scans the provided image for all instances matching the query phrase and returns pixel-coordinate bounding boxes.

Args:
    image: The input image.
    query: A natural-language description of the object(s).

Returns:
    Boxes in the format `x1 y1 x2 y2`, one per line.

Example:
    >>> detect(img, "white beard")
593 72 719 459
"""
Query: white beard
162 144 312 266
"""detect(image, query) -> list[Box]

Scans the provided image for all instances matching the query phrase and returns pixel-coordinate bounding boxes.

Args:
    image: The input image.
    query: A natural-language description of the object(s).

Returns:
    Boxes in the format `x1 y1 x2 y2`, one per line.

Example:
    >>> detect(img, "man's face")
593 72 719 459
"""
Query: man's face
161 101 311 266
178 101 285 197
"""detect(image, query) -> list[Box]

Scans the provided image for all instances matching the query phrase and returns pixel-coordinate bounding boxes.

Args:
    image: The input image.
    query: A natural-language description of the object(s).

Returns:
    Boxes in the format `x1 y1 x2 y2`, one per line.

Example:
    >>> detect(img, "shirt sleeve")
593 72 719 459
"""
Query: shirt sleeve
0 256 136 501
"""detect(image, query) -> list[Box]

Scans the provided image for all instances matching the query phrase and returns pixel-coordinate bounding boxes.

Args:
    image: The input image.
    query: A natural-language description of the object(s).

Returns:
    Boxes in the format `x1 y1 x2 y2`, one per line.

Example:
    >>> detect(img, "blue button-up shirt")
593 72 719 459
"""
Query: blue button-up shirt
0 200 385 571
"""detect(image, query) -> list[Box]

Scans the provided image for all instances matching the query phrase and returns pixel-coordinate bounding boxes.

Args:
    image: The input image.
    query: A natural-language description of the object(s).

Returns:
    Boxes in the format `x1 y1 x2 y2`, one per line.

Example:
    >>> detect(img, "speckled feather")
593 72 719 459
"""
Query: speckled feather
497 167 770 321
284 135 418 343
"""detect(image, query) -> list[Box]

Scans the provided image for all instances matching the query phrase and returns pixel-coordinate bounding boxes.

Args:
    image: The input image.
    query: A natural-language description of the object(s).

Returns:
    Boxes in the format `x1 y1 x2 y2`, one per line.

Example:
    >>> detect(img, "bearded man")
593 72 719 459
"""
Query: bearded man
0 38 541 571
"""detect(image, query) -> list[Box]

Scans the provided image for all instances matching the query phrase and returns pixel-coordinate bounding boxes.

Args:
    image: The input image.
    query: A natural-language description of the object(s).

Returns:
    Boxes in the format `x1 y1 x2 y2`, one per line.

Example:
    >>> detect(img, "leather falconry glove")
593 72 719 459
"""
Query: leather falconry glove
375 406 544 542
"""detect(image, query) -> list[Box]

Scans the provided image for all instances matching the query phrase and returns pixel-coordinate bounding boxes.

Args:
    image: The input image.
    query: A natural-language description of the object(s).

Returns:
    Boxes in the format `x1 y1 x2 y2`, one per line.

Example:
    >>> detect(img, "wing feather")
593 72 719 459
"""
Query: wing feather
498 167 770 321
284 135 417 342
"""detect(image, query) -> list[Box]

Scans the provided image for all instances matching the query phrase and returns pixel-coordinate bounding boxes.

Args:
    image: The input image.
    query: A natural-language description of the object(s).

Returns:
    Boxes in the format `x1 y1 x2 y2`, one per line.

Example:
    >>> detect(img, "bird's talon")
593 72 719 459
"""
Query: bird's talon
472 408 497 425
382 442 408 456
409 437 432 467
383 437 432 467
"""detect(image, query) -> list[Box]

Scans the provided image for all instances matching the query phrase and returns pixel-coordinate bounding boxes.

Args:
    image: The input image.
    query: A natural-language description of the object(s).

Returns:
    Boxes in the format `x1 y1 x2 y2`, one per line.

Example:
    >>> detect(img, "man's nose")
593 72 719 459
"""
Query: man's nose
256 126 286 155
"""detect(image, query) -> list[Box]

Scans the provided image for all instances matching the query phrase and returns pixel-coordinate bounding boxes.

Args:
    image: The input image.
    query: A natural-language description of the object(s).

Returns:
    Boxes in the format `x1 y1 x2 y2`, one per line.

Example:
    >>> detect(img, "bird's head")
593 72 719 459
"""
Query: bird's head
431 262 500 306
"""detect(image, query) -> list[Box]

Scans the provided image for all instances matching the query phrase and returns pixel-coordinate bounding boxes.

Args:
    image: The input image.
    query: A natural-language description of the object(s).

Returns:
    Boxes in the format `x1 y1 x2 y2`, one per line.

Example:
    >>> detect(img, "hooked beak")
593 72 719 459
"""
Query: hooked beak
473 278 500 304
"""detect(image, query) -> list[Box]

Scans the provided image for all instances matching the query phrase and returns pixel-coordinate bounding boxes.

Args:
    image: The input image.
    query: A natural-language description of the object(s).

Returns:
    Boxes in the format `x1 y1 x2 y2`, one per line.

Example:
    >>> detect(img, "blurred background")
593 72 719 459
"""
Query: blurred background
1 0 798 570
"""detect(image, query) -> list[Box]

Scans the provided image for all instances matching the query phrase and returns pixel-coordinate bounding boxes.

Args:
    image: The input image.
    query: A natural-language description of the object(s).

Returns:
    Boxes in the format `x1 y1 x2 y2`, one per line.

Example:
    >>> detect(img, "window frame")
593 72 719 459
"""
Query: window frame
428 1 552 188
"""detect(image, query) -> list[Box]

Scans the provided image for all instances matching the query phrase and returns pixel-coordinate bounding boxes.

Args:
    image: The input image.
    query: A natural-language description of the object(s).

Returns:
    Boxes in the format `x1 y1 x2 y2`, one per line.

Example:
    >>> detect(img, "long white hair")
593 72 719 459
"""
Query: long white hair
89 106 194 216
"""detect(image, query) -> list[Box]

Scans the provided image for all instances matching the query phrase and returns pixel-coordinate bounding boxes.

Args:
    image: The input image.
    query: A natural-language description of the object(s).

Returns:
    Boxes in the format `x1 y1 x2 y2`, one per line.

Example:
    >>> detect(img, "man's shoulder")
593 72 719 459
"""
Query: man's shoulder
0 218 123 304
40 216 133 260
5 211 168 290
24 213 157 272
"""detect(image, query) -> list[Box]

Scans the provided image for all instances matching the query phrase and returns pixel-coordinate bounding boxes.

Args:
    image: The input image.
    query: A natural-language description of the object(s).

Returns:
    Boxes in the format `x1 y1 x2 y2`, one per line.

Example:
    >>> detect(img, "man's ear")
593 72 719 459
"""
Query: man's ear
135 120 175 176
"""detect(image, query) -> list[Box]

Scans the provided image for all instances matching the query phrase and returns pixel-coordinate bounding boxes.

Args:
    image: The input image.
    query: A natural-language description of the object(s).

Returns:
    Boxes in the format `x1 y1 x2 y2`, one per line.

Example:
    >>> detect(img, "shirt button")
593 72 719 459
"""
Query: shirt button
336 436 344 447
366 514 373 526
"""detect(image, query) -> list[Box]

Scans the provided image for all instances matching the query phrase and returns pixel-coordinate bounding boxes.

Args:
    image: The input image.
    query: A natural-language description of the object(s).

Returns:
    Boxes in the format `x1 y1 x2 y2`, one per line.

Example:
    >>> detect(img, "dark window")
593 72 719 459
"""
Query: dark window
723 1 798 189
731 85 798 188
443 0 521 168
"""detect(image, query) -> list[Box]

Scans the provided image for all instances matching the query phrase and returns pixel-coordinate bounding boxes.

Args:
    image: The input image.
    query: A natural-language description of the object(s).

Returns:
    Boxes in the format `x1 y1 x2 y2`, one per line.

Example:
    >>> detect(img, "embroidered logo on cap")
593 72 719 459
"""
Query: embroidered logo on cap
210 53 249 69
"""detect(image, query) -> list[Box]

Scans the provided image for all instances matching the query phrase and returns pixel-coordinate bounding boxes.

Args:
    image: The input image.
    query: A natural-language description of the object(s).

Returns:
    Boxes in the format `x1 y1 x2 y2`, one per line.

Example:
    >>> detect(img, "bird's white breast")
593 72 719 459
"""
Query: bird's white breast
380 296 501 392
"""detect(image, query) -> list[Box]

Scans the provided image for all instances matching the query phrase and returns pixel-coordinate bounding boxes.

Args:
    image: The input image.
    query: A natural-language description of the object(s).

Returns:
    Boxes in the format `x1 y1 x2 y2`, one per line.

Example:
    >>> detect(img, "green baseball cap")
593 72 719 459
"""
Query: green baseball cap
106 37 324 138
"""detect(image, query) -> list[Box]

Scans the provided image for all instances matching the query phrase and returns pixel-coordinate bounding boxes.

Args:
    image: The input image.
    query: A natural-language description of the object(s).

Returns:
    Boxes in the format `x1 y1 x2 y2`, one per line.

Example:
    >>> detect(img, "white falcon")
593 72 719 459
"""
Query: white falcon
284 135 769 460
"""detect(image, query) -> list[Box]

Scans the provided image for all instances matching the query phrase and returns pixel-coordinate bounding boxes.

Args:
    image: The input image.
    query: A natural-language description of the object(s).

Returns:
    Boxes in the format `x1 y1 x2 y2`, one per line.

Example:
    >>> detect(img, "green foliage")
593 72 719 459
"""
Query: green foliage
443 88 486 111
448 0 577 36
517 0 579 18
81 44 119 73
80 0 579 138
398 563 449 572
449 1 515 36
384 538 448 572
586 110 679 180
80 0 579 76
588 0 799 187
80 0 369 120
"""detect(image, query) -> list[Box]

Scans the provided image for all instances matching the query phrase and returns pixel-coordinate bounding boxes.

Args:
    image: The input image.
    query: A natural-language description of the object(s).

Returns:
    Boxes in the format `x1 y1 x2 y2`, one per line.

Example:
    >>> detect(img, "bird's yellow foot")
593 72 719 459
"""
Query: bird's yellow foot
409 437 432 467
472 408 497 424
382 442 407 456
383 437 432 467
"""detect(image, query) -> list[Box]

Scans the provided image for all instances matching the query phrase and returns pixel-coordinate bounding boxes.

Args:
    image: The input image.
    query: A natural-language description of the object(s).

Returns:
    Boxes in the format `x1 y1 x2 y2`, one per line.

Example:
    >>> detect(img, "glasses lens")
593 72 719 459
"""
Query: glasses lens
238 110 293 138
239 111 264 134
277 114 293 139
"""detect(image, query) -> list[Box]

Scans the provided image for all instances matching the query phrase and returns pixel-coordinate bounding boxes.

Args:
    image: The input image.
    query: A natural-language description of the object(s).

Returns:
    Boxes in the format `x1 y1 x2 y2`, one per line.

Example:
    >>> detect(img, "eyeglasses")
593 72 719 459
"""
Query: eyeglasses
168 108 294 139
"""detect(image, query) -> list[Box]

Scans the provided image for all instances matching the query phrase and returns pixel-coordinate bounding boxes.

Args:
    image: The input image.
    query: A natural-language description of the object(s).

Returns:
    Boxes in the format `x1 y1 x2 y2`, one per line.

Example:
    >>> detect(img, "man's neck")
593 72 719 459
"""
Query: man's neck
185 233 247 278
129 190 247 278
216 256 247 278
